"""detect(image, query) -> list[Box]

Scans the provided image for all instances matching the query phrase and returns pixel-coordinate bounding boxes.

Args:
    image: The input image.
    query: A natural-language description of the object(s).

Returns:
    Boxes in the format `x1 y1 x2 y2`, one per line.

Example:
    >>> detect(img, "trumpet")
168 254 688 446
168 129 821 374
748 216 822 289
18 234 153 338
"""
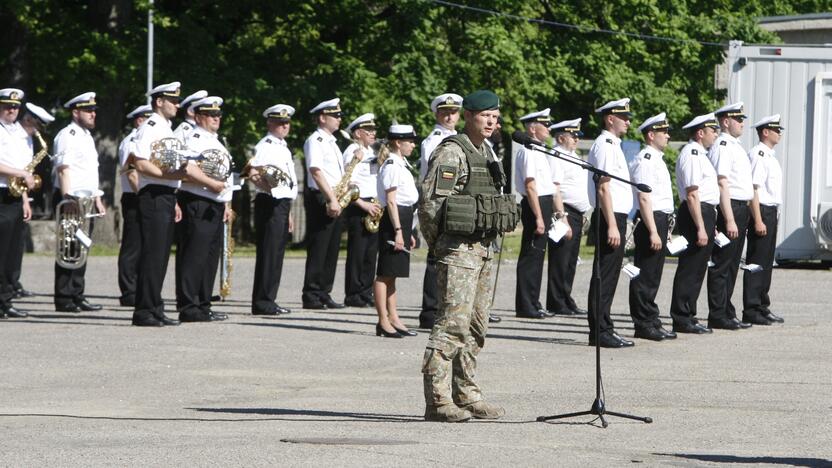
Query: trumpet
55 189 104 270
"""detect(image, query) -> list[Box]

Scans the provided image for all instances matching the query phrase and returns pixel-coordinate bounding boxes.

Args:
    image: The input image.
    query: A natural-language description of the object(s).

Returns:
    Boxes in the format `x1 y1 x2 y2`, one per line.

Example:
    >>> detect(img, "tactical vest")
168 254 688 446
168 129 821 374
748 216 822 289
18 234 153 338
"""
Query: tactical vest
441 135 519 239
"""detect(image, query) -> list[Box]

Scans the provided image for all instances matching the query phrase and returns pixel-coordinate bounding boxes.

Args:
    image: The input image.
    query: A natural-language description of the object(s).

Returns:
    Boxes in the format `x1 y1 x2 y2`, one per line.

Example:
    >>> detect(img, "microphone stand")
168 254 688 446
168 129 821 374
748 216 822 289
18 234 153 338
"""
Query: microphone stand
520 137 653 428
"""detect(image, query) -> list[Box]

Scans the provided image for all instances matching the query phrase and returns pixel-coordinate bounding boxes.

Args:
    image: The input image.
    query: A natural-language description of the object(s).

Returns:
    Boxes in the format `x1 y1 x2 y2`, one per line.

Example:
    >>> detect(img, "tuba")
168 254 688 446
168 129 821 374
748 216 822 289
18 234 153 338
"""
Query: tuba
363 198 383 233
55 189 104 270
9 130 50 197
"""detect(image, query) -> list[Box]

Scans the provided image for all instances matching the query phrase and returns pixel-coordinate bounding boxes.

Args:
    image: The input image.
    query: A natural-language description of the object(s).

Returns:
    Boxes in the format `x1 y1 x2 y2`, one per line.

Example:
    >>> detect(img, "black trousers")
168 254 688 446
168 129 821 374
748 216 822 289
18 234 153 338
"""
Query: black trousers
0 190 23 308
707 199 750 322
117 192 141 303
251 194 292 313
302 189 344 304
175 191 224 319
133 185 177 322
343 200 378 302
515 195 554 313
10 221 25 291
546 204 585 312
628 211 669 330
54 220 92 308
587 211 627 335
420 251 439 325
670 201 717 326
743 204 778 316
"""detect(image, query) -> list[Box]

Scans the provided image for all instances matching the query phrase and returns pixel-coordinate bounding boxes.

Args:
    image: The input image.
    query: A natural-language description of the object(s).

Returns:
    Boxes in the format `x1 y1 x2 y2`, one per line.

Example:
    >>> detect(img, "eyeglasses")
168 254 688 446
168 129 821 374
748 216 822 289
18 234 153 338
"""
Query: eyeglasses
1 104 20 110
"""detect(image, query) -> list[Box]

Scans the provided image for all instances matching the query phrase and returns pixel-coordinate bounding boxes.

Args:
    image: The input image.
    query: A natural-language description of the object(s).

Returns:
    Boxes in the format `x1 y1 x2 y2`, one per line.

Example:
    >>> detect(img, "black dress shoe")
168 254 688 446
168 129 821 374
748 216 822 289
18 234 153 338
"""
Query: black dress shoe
634 327 665 341
4 306 28 318
762 311 784 323
323 298 345 309
375 323 402 338
419 321 435 330
673 322 713 334
393 326 418 336
549 309 575 316
55 303 82 313
658 327 677 339
119 297 135 307
13 288 35 298
302 301 327 310
709 318 741 330
742 314 772 326
344 297 368 307
516 310 547 319
180 313 212 323
361 297 376 307
589 332 634 348
160 315 180 326
252 309 280 316
276 305 292 314
540 309 557 318
570 307 587 315
132 316 164 327
76 299 103 311
488 314 502 323
611 332 635 347
210 311 228 321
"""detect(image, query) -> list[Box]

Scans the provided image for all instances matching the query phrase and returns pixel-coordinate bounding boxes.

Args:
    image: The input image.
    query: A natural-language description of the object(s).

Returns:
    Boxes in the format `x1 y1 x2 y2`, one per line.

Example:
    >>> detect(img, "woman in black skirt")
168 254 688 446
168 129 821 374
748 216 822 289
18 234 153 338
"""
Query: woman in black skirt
373 124 419 338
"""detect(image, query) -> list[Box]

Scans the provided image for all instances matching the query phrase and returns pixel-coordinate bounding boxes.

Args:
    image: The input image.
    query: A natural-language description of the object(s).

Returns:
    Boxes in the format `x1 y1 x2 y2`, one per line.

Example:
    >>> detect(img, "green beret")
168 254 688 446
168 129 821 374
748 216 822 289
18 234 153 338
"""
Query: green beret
463 90 500 111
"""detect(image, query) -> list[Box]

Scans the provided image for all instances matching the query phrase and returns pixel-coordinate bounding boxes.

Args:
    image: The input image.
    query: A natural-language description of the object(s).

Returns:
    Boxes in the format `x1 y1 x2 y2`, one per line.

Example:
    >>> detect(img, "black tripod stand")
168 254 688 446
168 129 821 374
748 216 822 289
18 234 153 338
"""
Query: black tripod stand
511 131 653 428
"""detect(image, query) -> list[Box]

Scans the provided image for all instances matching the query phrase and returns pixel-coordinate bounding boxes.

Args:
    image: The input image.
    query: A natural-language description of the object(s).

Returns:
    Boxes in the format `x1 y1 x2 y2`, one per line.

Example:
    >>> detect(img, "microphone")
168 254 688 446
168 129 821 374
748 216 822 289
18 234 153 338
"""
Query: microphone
636 183 652 193
511 130 543 149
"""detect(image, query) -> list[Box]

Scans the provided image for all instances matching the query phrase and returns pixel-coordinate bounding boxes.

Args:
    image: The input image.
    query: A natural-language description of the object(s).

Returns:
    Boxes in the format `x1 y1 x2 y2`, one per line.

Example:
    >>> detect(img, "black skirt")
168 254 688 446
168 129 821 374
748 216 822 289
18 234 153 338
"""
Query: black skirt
376 204 413 278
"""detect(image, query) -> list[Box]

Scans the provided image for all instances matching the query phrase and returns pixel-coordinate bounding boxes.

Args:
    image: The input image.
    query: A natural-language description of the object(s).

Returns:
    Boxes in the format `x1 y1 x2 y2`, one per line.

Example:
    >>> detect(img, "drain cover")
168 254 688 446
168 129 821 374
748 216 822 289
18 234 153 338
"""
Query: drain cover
281 438 417 446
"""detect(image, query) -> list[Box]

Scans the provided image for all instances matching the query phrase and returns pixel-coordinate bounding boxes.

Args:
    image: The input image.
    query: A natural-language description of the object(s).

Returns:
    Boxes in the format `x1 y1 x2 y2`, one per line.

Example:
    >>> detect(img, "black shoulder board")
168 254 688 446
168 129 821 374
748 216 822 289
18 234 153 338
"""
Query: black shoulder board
130 136 135 142
316 136 323 142
644 153 651 160
384 158 395 165
691 149 698 155
719 140 727 146
605 138 613 144
433 130 441 136
366 157 377 165
266 138 272 144
69 129 76 136
148 120 156 126
193 133 200 138
758 150 764 157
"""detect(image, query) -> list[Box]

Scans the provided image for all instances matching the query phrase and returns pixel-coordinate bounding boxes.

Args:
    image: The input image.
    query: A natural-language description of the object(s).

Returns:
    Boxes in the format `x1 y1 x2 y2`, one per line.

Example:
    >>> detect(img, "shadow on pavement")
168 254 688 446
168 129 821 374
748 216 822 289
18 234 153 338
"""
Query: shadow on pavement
235 322 370 336
189 407 421 422
655 453 831 467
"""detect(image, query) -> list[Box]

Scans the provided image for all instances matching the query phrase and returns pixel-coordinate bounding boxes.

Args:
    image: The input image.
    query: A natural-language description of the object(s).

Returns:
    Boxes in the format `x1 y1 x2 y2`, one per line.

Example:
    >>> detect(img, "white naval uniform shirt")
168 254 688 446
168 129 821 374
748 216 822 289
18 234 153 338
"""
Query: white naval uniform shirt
676 140 719 205
172 119 195 143
181 126 232 203
378 154 418 207
53 121 99 194
343 143 378 199
0 121 31 187
514 146 556 197
304 128 343 191
134 112 180 190
554 145 591 212
249 133 298 200
118 128 138 194
588 130 633 214
708 132 753 201
630 145 674 214
749 143 782 207
419 124 456 182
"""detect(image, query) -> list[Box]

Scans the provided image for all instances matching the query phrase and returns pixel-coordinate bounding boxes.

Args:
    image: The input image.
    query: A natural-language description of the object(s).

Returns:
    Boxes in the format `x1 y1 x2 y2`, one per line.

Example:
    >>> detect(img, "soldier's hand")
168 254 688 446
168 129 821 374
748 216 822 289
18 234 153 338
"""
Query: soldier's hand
354 148 364 161
535 216 545 235
696 227 708 247
208 180 226 194
755 221 767 237
607 225 621 248
393 231 404 251
23 173 36 190
649 232 662 251
288 215 294 233
327 200 342 218
410 235 417 249
726 219 739 239
22 199 32 221
564 221 573 241
366 201 382 217
174 202 183 223
95 197 107 217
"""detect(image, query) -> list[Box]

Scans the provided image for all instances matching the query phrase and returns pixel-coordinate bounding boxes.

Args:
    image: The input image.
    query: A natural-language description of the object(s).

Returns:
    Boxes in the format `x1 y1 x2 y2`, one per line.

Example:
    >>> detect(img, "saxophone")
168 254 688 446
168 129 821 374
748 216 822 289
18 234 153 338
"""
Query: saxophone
219 209 235 301
333 148 361 208
9 130 49 197
363 198 383 233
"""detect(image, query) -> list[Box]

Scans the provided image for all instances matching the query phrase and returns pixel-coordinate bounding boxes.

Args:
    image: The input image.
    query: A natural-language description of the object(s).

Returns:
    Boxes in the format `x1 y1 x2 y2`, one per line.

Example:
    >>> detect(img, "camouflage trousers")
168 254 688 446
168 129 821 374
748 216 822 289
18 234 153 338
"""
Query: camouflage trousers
422 241 494 408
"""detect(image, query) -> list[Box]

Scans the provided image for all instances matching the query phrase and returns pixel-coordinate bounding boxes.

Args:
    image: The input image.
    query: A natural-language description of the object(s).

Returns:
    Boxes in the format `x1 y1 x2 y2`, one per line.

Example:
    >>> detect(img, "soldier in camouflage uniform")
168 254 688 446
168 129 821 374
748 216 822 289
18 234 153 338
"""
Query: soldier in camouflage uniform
419 90 518 422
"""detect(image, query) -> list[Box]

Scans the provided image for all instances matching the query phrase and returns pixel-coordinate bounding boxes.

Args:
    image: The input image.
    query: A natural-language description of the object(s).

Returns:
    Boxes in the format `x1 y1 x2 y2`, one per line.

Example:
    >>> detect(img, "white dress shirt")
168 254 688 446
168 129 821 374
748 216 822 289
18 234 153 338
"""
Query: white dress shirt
676 140 719 205
630 145 674 213
749 142 783 207
514 146 556 197
378 154 418 207
304 128 343 190
134 112 180 190
342 143 378 198
554 145 591 212
172 119 195 143
117 128 137 194
0 121 31 187
249 133 298 200
709 132 753 201
181 126 232 202
53 121 99 194
587 130 633 214
419 124 456 182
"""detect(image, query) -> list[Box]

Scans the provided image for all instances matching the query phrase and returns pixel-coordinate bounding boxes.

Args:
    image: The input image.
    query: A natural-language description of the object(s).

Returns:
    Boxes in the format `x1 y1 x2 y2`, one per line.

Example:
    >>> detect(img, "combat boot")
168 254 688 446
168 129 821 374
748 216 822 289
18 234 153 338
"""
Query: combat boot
424 404 473 422
460 400 505 420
